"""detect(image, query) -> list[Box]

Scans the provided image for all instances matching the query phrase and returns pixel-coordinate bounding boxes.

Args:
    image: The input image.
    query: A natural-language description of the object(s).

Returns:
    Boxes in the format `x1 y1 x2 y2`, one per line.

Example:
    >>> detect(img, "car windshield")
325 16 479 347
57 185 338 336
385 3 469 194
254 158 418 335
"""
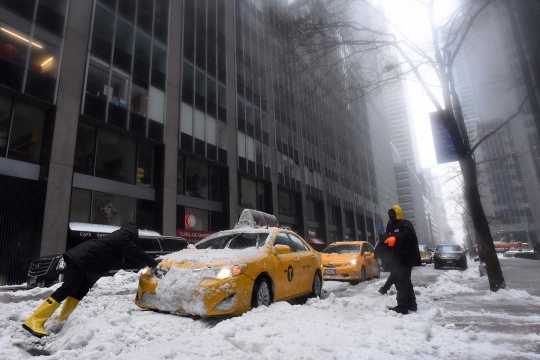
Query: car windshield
419 245 428 252
322 245 360 254
195 232 270 250
436 245 462 253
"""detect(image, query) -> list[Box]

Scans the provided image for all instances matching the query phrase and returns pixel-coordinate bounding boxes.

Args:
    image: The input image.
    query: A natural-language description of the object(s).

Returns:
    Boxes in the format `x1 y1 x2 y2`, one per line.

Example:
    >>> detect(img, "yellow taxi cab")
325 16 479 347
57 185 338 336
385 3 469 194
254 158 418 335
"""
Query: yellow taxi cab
321 241 380 283
135 210 323 317
419 245 432 265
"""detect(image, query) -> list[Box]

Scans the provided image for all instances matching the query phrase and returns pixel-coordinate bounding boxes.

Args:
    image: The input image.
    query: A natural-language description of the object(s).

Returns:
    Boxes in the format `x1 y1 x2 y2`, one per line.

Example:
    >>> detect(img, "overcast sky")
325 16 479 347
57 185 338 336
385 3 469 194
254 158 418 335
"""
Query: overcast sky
380 0 465 244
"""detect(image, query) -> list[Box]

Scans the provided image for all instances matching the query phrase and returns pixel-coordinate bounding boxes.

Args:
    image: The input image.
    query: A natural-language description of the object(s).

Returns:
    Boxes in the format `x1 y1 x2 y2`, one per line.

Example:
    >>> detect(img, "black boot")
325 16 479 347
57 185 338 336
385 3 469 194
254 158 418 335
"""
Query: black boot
408 303 418 312
378 287 387 295
388 306 408 315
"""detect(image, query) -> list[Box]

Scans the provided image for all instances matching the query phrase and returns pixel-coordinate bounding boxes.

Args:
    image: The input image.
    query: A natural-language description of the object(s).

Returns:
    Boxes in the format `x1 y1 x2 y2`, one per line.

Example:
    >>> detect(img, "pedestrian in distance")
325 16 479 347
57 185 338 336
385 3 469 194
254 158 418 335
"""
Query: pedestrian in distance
374 233 396 294
22 223 159 338
383 205 422 315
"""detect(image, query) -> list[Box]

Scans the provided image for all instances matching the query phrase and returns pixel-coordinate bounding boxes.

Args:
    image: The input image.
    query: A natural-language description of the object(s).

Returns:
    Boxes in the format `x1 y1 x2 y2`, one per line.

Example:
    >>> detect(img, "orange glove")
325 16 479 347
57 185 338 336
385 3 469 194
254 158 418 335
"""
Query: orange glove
385 236 396 247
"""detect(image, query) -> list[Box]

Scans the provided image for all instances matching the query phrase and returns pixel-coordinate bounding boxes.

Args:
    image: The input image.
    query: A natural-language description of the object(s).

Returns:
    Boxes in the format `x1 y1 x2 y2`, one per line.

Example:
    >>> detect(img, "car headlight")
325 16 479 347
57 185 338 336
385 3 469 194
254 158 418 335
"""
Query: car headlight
56 256 66 271
345 258 358 266
215 264 248 279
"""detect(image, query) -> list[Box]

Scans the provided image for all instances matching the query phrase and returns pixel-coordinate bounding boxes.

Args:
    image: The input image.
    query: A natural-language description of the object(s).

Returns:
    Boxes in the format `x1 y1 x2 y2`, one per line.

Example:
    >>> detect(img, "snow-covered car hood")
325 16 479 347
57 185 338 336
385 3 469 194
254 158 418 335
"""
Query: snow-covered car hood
159 248 268 268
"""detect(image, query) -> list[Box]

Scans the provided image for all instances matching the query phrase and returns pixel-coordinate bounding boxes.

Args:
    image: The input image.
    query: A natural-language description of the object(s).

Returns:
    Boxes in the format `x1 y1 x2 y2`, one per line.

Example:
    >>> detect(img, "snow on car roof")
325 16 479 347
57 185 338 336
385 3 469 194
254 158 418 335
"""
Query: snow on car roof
68 222 161 237
161 248 266 265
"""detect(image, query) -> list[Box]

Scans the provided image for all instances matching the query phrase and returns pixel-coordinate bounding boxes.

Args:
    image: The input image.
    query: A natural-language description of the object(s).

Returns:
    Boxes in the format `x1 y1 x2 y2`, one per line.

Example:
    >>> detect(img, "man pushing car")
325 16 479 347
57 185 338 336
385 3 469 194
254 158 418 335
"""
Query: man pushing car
23 223 159 338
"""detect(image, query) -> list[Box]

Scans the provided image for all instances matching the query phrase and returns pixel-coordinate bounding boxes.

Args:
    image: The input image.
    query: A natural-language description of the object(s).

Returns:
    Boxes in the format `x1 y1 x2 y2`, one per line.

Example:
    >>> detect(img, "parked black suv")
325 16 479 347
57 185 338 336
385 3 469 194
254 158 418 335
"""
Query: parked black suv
27 223 188 289
433 244 468 270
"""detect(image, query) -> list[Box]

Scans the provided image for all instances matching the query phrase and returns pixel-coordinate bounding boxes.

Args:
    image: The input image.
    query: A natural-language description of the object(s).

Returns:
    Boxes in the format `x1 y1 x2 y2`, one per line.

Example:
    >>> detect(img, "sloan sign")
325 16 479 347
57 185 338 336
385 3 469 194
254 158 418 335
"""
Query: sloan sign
176 229 212 243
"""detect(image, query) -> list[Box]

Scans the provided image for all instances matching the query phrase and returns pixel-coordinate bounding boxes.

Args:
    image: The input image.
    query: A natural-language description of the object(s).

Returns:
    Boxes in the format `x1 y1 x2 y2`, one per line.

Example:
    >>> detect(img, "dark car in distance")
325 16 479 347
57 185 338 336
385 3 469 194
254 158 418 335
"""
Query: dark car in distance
27 223 189 289
433 244 468 270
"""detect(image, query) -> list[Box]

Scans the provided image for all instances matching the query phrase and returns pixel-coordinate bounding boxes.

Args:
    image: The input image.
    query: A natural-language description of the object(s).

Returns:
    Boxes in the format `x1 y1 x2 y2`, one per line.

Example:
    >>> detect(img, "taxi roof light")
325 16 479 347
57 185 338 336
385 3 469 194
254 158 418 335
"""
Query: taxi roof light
235 209 279 229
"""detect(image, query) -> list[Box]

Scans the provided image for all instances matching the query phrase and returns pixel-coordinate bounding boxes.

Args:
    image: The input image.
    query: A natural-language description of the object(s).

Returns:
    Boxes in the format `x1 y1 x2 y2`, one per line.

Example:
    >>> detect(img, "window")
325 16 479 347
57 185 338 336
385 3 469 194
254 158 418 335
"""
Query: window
95 130 136 184
273 233 290 247
185 159 208 199
184 207 209 231
288 234 309 252
74 123 96 175
137 143 153 187
0 96 12 157
240 177 257 208
139 238 161 252
84 59 109 120
0 1 67 101
7 102 45 164
91 191 136 226
69 188 92 223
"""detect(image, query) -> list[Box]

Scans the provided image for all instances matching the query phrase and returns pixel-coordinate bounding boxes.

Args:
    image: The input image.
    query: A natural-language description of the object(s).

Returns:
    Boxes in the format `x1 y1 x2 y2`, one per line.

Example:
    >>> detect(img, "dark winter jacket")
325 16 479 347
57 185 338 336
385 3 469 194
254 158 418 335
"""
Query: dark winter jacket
386 205 422 268
65 223 159 284
374 233 393 271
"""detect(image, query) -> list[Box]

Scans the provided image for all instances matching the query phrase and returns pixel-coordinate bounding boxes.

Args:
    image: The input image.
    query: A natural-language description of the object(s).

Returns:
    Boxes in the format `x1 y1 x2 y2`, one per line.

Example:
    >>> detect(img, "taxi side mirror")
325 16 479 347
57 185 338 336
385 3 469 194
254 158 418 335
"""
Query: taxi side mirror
273 244 291 255
363 251 372 258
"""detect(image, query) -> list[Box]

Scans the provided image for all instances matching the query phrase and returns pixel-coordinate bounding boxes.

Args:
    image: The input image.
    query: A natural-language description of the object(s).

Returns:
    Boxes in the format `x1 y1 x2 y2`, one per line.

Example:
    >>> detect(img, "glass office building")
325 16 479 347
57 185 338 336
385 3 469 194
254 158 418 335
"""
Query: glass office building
0 0 379 285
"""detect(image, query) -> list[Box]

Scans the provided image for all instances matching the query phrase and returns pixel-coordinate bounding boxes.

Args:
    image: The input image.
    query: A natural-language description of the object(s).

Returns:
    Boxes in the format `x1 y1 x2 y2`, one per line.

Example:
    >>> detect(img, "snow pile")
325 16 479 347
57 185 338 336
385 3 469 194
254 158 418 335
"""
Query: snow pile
423 266 480 300
1 260 539 359
482 288 538 302
161 248 265 265
143 266 208 314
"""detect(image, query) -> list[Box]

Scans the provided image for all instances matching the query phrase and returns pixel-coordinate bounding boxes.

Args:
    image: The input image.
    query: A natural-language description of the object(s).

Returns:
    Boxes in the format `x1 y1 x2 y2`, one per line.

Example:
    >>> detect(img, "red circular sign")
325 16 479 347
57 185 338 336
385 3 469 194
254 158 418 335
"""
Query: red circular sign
185 214 197 229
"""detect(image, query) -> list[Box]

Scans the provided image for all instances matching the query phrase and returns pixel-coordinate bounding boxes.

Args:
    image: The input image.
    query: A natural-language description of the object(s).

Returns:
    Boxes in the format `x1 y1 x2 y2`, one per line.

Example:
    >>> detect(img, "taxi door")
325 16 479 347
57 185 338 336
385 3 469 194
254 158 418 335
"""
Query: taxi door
287 233 318 294
271 232 301 300
362 243 376 277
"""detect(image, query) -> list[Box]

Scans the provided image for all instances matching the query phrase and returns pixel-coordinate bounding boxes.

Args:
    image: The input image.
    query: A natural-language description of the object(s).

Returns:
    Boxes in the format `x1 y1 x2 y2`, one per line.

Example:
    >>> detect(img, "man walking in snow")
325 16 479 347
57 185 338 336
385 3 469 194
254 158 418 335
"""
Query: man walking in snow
384 205 422 315
374 233 396 294
22 223 159 338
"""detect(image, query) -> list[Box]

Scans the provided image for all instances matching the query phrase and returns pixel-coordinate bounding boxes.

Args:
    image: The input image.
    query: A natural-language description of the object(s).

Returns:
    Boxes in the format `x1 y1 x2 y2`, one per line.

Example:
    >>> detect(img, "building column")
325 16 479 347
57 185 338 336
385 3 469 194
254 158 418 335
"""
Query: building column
225 0 238 228
161 0 183 236
40 0 93 256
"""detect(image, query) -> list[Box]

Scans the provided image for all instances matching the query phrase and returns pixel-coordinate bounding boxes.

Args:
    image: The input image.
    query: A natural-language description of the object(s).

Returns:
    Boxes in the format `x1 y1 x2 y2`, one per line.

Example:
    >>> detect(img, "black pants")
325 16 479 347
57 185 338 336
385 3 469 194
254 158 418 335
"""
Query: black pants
381 268 397 292
50 258 92 303
394 266 416 309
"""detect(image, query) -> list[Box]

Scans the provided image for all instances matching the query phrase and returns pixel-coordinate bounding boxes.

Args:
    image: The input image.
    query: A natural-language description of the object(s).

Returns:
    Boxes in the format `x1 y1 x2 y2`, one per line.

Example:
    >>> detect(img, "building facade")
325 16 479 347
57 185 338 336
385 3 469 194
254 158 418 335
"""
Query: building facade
453 1 540 246
0 0 379 285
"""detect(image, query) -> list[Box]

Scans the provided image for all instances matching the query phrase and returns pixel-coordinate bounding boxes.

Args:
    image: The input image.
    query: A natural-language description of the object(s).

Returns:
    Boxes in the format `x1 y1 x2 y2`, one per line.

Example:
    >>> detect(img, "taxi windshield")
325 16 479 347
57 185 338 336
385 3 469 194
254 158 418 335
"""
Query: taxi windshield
195 232 270 250
322 245 360 254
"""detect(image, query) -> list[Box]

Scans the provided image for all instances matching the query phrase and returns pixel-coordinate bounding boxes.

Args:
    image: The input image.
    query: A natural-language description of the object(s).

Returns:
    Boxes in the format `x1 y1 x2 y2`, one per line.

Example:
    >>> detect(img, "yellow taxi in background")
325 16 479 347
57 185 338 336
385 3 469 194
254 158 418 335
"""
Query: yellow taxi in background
321 241 380 283
135 210 323 317
419 245 432 265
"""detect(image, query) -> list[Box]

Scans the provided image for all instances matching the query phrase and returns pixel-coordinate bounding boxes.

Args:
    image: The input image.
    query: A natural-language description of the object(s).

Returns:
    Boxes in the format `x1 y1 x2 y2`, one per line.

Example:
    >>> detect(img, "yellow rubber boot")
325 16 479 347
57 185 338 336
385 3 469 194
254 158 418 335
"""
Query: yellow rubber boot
56 296 80 322
22 297 60 338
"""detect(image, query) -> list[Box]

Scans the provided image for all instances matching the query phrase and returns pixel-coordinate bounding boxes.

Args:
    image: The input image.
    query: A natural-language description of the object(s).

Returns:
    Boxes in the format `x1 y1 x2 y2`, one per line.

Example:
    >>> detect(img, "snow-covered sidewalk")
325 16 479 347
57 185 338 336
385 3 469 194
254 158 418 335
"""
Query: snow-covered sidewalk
1 262 539 359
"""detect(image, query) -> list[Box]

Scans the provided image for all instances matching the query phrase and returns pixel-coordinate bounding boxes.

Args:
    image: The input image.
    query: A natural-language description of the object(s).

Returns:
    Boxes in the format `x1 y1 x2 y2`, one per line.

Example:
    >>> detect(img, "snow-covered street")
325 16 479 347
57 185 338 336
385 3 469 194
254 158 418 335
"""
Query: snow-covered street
1 261 539 360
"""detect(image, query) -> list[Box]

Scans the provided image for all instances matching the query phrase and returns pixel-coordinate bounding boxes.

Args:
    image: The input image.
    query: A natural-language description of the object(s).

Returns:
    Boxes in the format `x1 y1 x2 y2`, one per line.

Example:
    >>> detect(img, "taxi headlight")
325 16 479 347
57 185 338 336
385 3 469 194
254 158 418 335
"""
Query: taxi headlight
345 258 358 266
141 266 150 275
215 264 248 279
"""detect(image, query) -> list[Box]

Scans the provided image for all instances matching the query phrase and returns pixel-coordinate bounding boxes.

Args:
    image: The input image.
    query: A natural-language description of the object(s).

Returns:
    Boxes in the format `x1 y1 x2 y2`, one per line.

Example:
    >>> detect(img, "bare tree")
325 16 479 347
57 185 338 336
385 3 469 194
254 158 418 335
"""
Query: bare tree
278 0 520 290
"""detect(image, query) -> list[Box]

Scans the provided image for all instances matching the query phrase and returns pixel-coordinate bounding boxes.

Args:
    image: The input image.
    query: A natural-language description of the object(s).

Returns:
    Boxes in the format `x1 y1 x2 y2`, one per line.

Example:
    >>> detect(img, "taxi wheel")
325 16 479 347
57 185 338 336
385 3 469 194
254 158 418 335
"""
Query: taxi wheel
360 267 366 282
309 272 322 299
252 278 272 308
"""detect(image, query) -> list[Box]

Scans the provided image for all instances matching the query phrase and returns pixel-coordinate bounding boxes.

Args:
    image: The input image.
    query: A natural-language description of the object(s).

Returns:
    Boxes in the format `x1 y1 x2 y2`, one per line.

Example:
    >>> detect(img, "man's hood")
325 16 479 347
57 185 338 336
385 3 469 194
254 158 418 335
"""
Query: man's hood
120 222 139 241
390 205 404 220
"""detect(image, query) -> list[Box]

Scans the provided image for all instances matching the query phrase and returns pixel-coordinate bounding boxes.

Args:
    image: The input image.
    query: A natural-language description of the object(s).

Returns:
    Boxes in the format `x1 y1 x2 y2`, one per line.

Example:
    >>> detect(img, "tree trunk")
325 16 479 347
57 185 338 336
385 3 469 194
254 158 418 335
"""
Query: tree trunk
459 153 506 291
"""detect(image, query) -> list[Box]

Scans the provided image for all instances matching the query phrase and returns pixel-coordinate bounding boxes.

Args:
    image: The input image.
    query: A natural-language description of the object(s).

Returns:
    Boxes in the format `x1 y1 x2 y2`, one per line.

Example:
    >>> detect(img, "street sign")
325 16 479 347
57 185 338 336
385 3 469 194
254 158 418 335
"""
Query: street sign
376 216 385 234
430 111 458 164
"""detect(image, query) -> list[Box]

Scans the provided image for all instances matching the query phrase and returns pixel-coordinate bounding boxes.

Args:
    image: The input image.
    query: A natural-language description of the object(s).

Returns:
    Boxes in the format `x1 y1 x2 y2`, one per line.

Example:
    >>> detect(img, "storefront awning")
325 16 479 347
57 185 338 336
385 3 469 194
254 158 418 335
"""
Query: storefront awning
308 237 326 245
